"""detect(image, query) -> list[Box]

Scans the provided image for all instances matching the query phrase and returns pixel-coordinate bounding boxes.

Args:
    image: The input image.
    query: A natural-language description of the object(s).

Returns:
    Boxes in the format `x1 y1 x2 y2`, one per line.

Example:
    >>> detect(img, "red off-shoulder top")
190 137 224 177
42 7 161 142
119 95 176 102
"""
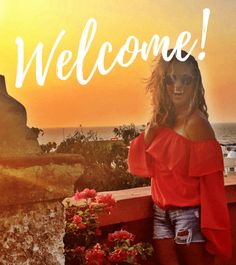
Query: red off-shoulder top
128 126 232 260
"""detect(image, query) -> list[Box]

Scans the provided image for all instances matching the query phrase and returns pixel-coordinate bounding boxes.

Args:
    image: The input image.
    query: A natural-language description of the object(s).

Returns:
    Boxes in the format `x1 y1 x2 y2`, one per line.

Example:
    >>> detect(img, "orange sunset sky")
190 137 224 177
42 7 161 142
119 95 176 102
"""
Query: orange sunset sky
0 0 235 128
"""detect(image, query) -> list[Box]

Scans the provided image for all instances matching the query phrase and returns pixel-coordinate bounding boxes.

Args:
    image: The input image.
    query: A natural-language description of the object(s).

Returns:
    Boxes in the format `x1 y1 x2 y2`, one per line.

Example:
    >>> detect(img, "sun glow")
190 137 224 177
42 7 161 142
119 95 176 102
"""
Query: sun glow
0 0 235 127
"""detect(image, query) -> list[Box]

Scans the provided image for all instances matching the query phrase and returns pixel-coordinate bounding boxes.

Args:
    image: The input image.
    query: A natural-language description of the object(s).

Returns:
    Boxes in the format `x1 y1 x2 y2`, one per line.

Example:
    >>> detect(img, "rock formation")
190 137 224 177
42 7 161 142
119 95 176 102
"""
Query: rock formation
0 75 41 156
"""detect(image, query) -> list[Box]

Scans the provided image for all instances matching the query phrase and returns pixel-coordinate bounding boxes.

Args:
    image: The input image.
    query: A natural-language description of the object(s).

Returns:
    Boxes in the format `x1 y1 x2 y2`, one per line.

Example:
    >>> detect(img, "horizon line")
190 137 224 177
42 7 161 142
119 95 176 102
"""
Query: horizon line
36 122 236 129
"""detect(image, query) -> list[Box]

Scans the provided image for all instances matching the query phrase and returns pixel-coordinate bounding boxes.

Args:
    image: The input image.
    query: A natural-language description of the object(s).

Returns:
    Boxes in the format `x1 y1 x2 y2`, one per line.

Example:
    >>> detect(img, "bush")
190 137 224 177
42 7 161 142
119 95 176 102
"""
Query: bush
56 125 150 192
40 141 57 153
64 188 153 265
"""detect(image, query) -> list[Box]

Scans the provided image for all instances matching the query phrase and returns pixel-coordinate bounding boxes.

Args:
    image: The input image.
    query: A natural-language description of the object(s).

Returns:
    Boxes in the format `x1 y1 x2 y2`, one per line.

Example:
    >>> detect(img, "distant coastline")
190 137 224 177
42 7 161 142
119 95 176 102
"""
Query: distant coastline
38 123 236 146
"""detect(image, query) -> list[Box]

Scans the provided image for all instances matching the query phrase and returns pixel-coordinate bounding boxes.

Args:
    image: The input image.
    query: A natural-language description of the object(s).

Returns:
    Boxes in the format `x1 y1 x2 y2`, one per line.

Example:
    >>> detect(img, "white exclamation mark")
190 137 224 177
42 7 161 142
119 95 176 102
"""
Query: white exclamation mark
198 8 211 60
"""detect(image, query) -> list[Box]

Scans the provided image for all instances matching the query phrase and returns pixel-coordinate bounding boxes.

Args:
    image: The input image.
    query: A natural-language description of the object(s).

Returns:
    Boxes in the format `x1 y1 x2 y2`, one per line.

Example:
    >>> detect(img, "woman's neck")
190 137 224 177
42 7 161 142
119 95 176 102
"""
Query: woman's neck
175 105 189 120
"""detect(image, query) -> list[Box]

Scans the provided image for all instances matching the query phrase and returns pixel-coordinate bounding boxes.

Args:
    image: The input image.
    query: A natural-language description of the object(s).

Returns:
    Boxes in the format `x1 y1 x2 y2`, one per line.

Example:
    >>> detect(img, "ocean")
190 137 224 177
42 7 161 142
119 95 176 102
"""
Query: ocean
38 123 236 146
38 126 119 145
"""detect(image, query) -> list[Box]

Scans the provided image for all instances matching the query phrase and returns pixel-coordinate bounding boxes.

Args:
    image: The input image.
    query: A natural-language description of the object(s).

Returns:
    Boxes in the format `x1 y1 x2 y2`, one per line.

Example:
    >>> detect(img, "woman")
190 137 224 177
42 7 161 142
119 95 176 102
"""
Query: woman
128 50 232 265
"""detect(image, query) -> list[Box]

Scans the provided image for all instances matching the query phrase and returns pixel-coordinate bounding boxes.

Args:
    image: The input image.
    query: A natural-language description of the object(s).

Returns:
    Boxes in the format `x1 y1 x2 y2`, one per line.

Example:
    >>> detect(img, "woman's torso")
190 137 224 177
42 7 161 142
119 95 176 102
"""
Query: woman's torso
146 110 217 209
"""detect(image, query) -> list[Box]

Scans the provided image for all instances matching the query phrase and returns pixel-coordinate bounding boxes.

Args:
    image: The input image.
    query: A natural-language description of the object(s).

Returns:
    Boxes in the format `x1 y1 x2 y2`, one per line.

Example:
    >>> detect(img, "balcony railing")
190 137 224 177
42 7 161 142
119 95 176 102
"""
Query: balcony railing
97 176 236 265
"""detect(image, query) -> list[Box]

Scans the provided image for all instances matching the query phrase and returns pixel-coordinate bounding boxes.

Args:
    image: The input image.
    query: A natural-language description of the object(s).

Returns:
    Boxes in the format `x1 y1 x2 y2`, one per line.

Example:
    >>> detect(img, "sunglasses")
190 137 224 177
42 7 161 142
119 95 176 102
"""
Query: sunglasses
164 74 195 87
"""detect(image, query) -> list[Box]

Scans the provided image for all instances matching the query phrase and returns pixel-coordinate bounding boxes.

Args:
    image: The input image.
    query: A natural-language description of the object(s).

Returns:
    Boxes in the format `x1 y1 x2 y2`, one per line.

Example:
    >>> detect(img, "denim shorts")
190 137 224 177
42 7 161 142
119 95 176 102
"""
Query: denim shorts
153 204 205 244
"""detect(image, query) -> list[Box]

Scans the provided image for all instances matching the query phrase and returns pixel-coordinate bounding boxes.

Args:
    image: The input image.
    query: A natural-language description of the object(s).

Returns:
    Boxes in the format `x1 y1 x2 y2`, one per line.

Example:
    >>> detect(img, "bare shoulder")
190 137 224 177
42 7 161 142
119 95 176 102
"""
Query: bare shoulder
185 110 216 141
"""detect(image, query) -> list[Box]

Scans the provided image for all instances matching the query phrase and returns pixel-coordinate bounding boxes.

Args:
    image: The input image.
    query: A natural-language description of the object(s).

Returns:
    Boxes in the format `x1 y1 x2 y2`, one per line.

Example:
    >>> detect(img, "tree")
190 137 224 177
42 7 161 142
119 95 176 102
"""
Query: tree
113 124 145 145
56 125 150 192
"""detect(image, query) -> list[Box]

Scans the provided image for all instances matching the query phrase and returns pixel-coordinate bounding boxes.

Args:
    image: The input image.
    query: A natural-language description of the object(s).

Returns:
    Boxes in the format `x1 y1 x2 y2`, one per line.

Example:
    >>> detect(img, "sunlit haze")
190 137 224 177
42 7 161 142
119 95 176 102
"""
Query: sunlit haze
0 0 235 128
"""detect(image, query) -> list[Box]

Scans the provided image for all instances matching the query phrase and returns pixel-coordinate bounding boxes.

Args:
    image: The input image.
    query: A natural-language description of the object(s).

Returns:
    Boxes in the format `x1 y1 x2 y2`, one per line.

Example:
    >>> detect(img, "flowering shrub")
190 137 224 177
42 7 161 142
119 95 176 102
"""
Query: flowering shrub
64 188 153 265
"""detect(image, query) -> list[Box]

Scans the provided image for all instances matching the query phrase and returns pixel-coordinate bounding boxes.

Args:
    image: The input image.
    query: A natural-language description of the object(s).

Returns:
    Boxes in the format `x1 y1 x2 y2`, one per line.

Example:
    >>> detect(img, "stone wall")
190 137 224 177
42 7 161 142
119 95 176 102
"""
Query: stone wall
0 154 84 265
1 201 64 265
0 75 41 156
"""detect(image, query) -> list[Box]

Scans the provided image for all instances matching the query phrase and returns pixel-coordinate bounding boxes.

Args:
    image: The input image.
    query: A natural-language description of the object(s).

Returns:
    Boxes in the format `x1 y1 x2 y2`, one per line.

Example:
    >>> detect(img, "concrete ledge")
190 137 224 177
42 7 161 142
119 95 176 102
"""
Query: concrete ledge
225 176 236 204
98 187 153 226
0 154 84 207
94 177 236 225
0 154 84 168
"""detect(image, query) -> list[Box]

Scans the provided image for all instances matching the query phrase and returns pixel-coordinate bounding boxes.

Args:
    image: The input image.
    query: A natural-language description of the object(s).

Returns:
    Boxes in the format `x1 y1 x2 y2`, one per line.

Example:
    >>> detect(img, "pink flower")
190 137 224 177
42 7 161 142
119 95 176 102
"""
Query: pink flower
96 194 116 211
83 188 97 198
73 215 82 225
108 230 134 242
85 243 105 265
89 203 95 213
74 188 97 201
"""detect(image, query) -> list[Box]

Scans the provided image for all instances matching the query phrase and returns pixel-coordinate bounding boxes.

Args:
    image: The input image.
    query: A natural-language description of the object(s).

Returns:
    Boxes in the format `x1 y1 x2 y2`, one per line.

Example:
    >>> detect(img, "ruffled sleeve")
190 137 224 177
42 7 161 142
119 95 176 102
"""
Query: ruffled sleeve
189 140 232 260
127 132 151 177
189 140 224 176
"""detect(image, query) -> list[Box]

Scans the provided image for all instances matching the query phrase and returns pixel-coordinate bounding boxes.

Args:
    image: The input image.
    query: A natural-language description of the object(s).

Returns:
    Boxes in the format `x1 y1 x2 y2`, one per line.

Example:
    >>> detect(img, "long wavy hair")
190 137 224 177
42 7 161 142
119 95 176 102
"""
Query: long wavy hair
146 50 208 127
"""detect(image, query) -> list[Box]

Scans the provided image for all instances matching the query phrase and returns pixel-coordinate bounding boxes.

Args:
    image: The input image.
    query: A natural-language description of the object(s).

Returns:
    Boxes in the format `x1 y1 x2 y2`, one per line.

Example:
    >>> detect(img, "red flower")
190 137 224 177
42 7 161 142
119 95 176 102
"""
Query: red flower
73 215 82 225
108 248 128 262
74 188 97 200
96 194 116 211
85 243 105 265
95 228 102 236
128 249 138 256
108 230 134 242
74 246 85 253
89 203 95 213
78 223 86 230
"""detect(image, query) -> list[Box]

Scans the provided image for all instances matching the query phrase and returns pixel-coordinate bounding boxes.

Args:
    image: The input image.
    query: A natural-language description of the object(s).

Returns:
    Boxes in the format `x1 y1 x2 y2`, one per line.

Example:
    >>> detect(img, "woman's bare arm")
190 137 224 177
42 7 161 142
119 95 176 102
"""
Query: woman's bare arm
144 121 159 147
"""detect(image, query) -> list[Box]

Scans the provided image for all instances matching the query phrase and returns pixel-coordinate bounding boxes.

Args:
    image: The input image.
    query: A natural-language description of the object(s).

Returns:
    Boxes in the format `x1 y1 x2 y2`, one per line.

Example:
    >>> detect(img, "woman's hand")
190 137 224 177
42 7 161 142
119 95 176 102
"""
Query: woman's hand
144 121 159 147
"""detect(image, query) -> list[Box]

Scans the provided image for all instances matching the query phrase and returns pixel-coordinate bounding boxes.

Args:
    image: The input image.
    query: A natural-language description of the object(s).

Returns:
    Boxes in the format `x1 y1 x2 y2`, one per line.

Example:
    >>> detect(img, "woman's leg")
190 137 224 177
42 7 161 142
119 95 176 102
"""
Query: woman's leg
153 238 180 265
171 207 215 265
176 242 215 265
